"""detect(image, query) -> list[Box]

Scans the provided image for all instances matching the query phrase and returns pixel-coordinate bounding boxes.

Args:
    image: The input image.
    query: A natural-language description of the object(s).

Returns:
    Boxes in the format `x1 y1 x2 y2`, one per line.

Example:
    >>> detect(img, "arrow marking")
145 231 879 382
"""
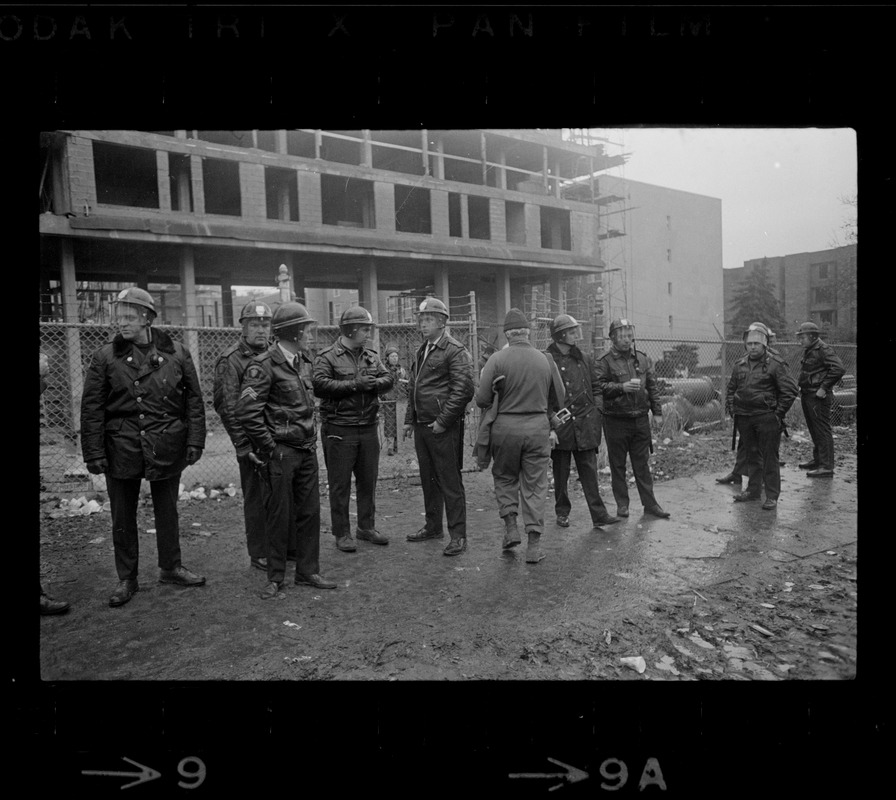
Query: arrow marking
82 756 162 789
509 757 589 791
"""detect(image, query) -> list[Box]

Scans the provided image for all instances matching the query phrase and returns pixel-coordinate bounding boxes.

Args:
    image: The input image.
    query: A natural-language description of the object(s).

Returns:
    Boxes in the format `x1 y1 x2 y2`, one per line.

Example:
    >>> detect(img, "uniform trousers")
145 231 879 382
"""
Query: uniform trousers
551 448 611 523
238 456 269 560
107 473 182 581
413 419 467 538
801 391 834 470
322 422 379 537
736 412 783 500
490 413 551 534
602 415 660 508
262 444 320 584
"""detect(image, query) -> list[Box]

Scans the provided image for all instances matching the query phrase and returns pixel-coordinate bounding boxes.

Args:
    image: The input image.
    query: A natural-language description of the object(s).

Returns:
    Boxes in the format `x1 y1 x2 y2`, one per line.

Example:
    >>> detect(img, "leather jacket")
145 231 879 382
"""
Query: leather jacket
80 329 206 480
312 340 393 426
726 350 798 418
235 345 317 457
404 333 474 428
546 342 602 450
594 346 662 418
213 335 270 458
798 338 846 393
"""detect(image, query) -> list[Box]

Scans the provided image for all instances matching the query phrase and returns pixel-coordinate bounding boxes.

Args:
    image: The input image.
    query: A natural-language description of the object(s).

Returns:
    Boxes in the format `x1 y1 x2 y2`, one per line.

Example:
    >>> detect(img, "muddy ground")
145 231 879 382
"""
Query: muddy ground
38 425 857 681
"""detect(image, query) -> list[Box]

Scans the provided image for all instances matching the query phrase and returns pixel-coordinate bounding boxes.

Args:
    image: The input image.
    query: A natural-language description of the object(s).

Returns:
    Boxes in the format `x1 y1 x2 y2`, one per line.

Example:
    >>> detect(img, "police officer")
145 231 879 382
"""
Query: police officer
312 306 393 552
716 324 785 485
795 321 846 477
235 301 336 599
476 308 565 563
402 297 475 556
80 287 207 608
546 314 619 530
725 322 798 509
594 318 670 519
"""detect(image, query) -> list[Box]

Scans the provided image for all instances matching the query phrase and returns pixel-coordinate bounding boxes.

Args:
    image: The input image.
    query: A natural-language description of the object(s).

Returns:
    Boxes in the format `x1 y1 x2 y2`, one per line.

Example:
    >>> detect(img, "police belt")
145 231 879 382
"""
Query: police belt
273 437 317 451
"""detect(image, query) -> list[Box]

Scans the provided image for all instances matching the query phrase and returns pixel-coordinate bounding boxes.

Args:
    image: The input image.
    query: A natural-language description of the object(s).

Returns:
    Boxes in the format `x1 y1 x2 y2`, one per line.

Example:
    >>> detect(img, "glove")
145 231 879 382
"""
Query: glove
549 430 559 449
491 375 505 393
403 424 413 440
86 459 107 475
186 446 203 465
355 374 377 391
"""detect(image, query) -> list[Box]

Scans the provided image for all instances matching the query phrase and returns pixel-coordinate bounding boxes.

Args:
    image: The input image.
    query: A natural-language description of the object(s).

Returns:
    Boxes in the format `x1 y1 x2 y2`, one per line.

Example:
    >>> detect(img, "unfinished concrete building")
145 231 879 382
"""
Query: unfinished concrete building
39 129 626 347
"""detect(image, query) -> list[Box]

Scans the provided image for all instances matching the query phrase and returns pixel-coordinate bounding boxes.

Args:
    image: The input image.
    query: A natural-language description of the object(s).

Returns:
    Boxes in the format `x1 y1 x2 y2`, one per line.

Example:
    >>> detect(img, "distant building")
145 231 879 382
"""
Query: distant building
723 244 857 342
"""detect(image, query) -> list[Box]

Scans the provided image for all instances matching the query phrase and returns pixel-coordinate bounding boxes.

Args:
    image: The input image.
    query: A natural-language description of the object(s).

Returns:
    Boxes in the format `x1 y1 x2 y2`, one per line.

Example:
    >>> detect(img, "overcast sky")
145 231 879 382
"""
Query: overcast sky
596 128 857 271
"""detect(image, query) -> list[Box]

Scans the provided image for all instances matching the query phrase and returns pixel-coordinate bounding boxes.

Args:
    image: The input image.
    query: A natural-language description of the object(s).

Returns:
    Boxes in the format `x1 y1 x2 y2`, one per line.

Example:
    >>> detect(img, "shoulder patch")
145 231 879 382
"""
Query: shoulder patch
215 359 229 375
245 364 264 381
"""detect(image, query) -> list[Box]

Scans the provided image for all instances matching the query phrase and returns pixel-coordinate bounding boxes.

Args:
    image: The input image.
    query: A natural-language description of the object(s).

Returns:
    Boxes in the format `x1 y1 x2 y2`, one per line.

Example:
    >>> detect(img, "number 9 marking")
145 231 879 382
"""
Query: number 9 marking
177 756 206 789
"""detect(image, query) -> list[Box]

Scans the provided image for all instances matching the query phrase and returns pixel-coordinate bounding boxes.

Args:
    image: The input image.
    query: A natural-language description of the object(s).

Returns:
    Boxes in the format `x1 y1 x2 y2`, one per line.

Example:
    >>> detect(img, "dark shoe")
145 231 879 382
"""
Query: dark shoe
250 557 268 571
733 491 760 503
616 505 629 518
40 593 70 615
715 473 740 484
644 505 671 519
295 573 337 590
407 527 445 542
356 528 389 545
109 579 139 607
807 468 834 478
259 581 283 600
556 515 570 528
593 512 621 526
762 499 778 510
286 551 297 562
159 566 206 587
798 460 818 470
443 537 467 556
502 515 521 550
335 535 357 552
525 531 544 563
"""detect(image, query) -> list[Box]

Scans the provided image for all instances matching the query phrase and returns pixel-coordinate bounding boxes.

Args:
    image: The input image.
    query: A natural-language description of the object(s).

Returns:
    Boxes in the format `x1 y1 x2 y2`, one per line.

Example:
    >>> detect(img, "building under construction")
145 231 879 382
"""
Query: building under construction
39 129 631 345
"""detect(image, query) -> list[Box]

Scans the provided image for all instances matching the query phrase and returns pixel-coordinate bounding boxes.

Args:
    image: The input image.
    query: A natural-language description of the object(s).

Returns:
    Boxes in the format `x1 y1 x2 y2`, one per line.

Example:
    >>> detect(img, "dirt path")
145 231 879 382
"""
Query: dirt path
39 428 857 681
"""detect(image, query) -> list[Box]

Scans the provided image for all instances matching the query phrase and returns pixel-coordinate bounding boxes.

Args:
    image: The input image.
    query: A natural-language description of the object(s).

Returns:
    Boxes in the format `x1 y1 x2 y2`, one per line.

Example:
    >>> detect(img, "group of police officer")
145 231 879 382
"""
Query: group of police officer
46 286 844 612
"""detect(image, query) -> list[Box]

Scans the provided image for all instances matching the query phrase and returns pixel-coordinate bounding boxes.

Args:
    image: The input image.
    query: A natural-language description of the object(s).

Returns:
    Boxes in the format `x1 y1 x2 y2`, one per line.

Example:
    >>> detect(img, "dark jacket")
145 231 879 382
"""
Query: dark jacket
594 346 663 418
546 342 602 451
235 345 316 457
404 333 474 428
798 338 846 393
213 336 270 458
312 340 393 426
80 329 206 480
726 350 799 418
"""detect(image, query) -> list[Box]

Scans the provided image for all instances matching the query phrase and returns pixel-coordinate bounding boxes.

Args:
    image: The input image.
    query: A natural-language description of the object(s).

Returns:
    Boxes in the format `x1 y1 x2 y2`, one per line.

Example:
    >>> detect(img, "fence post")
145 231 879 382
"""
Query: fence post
60 240 84 444
469 290 479 370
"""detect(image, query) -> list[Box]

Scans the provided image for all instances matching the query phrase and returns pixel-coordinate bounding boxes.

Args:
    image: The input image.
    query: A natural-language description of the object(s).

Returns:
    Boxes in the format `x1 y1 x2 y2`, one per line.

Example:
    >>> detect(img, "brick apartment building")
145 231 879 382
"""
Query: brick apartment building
723 244 857 342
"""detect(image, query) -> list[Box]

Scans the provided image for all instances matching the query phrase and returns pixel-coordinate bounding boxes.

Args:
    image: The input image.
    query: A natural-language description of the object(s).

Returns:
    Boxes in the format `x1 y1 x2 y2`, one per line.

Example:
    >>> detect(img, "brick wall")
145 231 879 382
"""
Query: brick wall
297 171 321 225
239 162 266 221
524 203 541 248
65 136 97 213
489 197 506 243
430 189 450 238
374 181 395 232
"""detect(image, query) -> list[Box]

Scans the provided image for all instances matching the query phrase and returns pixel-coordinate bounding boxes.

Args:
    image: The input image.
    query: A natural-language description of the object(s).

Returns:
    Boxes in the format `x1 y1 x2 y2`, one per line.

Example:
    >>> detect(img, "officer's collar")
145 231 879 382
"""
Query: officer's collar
548 341 582 359
240 335 269 356
113 327 175 357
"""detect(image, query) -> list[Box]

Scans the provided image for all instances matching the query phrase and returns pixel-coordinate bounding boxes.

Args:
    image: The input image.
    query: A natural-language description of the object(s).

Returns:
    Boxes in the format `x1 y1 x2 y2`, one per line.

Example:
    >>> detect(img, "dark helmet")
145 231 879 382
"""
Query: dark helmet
415 297 450 318
238 301 273 322
608 318 634 338
271 301 316 331
550 313 580 341
383 343 400 357
339 306 375 331
113 287 155 315
796 321 820 337
743 322 769 344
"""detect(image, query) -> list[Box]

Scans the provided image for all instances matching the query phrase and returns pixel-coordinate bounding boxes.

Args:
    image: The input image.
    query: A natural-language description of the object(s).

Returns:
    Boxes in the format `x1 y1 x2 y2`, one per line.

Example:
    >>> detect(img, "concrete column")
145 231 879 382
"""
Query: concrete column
421 130 430 175
282 253 305 303
434 138 445 180
221 272 235 326
362 130 372 167
314 130 322 159
251 130 259 149
276 130 287 154
553 156 561 198
373 182 394 232
460 194 469 238
179 246 201 371
542 146 549 193
480 131 488 185
434 264 450 309
174 130 188 139
498 150 507 189
60 238 84 440
358 259 380 351
190 155 205 214
495 265 512 336
156 151 172 212
490 197 506 243
525 203 541 248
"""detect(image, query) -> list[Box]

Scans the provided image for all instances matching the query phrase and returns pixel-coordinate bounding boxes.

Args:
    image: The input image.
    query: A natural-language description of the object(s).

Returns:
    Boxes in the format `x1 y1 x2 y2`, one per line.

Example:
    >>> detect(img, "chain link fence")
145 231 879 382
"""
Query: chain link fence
39 322 856 494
